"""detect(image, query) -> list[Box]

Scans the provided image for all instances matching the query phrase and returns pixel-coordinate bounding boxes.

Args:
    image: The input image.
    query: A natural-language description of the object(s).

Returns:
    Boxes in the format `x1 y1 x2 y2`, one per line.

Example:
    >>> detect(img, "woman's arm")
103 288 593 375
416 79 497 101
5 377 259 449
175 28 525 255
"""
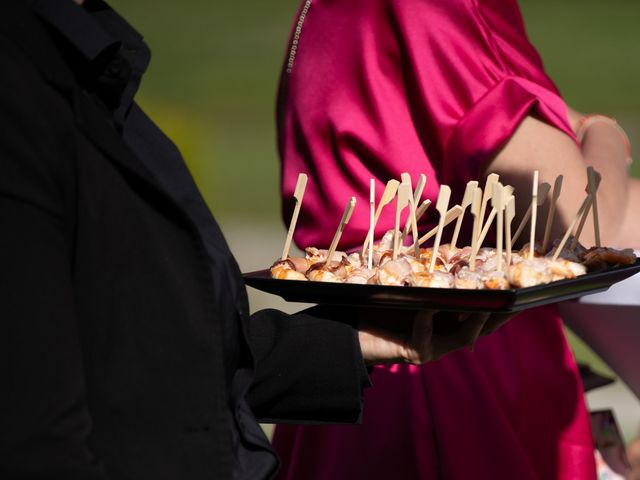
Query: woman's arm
485 114 638 248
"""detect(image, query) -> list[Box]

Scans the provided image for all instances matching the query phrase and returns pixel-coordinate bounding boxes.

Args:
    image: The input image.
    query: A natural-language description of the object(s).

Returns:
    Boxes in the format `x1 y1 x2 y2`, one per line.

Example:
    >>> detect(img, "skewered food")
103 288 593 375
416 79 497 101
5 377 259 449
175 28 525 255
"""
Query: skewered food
272 170 637 290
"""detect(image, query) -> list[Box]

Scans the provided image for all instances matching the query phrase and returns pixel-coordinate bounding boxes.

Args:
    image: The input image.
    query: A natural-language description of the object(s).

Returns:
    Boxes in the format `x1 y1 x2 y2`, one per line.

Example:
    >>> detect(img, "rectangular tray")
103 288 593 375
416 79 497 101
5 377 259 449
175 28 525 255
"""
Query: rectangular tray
243 259 640 313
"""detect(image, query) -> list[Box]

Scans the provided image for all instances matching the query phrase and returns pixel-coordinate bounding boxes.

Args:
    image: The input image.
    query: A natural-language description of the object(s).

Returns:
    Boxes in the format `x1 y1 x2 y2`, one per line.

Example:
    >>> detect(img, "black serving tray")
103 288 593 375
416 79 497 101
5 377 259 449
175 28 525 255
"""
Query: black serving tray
243 259 640 313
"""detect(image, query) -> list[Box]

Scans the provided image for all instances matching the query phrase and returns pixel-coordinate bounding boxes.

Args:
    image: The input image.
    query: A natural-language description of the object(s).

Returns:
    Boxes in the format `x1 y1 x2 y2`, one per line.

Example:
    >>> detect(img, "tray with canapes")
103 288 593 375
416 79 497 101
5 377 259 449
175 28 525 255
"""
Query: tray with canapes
244 171 640 313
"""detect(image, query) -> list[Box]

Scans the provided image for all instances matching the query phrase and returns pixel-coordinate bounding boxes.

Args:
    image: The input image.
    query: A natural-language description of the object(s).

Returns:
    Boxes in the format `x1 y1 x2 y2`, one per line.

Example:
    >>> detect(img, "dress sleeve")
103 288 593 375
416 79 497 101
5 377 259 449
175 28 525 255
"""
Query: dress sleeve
0 37 108 479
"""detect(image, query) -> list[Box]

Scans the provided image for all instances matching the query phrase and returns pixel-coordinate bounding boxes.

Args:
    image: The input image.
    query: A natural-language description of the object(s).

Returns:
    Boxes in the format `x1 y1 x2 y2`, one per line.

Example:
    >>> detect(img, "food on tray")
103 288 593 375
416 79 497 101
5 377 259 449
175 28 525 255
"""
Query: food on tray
270 238 634 290
271 171 636 290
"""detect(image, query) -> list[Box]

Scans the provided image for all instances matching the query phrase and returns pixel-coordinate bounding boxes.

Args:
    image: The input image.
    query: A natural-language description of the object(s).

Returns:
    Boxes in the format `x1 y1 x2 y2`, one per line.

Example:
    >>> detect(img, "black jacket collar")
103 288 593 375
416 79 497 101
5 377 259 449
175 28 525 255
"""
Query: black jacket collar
27 0 118 62
0 0 180 227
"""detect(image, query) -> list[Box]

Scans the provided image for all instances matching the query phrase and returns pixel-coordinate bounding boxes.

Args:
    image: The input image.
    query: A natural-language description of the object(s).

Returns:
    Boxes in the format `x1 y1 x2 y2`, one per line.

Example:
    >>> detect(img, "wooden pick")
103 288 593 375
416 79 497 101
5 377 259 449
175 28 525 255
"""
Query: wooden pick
511 181 550 248
428 185 451 273
451 180 479 250
552 195 591 261
325 196 356 268
477 185 514 248
542 175 564 252
361 179 400 256
479 173 499 231
505 195 515 266
492 183 506 272
403 181 421 257
367 179 375 270
469 187 483 271
529 171 540 259
402 173 427 235
393 183 412 260
400 172 412 186
414 174 427 203
415 199 432 223
402 199 431 242
571 169 602 250
588 167 602 247
281 173 308 260
415 205 463 248
408 196 420 258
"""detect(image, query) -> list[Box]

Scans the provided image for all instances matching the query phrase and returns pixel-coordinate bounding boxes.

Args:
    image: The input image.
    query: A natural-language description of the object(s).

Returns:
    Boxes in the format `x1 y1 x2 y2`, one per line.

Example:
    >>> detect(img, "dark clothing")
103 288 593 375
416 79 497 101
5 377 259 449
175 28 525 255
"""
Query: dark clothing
0 1 368 479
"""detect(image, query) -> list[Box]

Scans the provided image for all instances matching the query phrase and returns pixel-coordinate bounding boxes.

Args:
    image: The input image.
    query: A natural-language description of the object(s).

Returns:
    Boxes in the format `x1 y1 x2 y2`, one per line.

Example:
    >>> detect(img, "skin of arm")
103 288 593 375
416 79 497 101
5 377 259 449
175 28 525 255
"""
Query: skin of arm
486 113 638 249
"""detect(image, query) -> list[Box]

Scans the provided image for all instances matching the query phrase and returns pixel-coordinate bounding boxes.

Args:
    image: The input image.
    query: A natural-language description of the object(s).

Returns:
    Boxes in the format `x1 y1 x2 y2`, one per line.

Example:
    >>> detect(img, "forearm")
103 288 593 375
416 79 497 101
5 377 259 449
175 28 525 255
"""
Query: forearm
616 178 640 248
578 119 631 241
486 115 634 247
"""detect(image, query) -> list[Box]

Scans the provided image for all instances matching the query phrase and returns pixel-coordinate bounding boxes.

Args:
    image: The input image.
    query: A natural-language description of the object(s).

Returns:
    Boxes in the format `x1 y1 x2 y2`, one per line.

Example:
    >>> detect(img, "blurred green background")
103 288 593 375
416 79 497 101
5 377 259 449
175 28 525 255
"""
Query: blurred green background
109 0 640 439
108 0 640 225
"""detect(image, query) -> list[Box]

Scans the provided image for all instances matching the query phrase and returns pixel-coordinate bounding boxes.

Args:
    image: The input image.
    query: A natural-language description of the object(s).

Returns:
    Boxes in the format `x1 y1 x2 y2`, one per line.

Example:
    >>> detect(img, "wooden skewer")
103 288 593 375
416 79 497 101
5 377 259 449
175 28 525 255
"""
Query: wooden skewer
469 187 483 272
571 169 602 250
552 195 591 261
414 174 427 203
407 191 420 258
505 195 515 266
588 167 602 247
325 196 356 268
367 179 375 270
541 175 564 252
476 185 514 247
361 179 400 256
492 183 505 272
428 185 451 273
414 205 462 248
398 176 412 236
393 183 412 260
529 171 540 259
401 174 427 241
415 200 432 222
450 180 479 250
402 199 431 242
281 173 308 260
511 181 551 247
479 173 499 231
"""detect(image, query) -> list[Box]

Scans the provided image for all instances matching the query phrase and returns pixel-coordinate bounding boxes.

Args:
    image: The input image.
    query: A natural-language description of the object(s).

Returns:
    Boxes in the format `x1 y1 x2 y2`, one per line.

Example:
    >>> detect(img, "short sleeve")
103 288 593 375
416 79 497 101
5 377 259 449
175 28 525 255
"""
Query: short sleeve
443 75 575 185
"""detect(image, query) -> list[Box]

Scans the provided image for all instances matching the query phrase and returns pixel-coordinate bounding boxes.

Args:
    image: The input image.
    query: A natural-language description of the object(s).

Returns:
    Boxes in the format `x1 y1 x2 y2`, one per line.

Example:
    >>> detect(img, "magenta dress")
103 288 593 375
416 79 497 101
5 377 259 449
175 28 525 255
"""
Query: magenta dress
275 0 596 478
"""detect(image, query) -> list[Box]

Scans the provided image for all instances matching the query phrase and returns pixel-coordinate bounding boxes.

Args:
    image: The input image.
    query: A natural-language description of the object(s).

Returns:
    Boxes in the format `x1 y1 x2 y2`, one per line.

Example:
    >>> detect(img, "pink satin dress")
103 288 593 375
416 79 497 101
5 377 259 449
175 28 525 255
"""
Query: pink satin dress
274 0 596 478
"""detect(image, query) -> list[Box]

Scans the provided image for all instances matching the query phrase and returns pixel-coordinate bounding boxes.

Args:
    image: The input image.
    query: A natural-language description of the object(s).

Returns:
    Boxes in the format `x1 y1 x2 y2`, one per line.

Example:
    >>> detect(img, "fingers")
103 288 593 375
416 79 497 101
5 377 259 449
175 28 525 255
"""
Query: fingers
403 311 435 364
431 312 489 361
480 312 515 336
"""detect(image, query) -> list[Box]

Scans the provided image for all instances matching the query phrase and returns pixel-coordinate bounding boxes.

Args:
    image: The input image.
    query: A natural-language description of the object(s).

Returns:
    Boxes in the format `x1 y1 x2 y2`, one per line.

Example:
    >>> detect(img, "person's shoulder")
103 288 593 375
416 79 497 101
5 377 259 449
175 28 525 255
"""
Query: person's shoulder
0 0 75 93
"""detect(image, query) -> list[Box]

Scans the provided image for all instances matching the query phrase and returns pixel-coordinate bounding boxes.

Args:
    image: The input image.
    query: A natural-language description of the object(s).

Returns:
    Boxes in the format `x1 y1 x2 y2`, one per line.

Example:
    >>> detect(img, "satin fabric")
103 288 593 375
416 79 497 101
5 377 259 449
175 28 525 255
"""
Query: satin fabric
275 0 596 478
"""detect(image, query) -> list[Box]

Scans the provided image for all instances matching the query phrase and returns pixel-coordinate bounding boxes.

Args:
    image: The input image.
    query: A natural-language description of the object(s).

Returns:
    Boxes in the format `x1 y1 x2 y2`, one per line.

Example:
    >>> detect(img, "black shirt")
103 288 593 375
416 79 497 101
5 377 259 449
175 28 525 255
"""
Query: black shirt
10 2 371 479
26 0 276 478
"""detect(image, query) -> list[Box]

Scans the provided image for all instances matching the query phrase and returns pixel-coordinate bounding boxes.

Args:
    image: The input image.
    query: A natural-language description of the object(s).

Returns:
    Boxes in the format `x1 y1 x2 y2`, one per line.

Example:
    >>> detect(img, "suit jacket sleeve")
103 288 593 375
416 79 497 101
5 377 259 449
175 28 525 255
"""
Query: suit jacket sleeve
0 37 108 480
247 307 371 424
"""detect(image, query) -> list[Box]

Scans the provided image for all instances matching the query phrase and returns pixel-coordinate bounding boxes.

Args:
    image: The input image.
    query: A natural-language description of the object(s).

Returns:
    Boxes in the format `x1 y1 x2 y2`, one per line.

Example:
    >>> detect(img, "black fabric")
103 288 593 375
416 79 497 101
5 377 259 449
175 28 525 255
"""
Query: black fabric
0 1 369 479
249 309 368 424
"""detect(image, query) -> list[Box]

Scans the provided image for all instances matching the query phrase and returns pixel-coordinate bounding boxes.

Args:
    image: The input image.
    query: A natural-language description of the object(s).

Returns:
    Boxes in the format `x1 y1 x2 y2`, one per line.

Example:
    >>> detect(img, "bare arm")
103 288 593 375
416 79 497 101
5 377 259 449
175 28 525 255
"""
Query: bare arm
617 178 640 248
485 114 637 248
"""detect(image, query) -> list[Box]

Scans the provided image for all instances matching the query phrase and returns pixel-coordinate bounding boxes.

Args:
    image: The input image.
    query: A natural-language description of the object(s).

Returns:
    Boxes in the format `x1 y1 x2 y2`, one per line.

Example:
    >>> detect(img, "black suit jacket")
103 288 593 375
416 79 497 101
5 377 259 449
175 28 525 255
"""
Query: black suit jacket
0 2 367 479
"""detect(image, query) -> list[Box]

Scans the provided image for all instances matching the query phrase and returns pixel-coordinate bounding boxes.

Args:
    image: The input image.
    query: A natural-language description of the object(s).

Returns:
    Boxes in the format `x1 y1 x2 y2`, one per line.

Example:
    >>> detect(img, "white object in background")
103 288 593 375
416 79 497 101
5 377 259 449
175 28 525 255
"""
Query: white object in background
579 252 640 305
560 251 640 400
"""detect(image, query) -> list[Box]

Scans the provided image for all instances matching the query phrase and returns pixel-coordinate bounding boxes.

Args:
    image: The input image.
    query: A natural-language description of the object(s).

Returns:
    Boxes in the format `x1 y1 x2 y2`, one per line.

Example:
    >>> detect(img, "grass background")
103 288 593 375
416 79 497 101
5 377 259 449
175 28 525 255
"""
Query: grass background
108 0 640 438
